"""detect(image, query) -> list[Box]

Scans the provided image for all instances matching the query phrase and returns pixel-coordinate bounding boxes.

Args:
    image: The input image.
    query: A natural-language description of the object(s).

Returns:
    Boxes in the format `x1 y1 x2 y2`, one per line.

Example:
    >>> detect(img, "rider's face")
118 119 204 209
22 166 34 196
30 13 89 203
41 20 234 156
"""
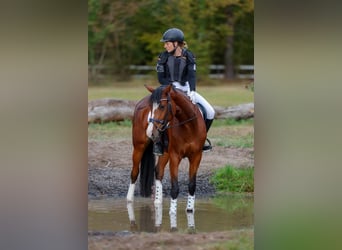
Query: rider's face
164 41 177 52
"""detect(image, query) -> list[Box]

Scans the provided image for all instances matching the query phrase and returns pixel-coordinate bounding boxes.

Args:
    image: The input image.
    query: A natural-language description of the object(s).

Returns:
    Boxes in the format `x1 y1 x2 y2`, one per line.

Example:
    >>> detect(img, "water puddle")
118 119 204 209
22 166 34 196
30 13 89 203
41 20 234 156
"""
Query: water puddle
88 195 253 233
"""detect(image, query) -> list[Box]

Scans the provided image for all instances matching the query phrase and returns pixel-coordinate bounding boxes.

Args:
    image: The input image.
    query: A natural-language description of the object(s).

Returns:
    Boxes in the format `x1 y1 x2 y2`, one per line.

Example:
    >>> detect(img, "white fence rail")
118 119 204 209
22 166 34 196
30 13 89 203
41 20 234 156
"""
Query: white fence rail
89 64 254 79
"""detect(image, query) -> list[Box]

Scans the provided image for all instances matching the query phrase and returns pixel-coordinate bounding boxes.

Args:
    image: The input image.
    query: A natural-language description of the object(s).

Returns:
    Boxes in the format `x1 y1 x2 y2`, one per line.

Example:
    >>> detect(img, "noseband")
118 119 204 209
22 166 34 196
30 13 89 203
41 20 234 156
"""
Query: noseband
149 91 198 132
148 95 172 132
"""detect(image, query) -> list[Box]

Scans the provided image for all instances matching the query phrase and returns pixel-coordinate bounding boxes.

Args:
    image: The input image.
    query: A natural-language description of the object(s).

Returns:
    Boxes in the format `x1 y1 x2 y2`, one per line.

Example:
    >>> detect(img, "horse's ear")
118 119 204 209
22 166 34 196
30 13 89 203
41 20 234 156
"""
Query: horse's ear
144 84 155 93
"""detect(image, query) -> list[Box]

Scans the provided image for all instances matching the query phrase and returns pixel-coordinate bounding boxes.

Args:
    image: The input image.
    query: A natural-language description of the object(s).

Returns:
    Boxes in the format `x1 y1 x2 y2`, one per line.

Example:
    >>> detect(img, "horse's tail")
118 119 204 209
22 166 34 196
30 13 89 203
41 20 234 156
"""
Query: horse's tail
139 142 155 197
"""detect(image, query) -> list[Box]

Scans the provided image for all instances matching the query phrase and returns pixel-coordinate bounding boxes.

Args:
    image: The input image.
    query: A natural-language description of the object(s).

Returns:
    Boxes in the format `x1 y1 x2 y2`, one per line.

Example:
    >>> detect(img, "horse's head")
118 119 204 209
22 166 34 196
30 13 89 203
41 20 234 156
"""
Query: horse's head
146 84 173 142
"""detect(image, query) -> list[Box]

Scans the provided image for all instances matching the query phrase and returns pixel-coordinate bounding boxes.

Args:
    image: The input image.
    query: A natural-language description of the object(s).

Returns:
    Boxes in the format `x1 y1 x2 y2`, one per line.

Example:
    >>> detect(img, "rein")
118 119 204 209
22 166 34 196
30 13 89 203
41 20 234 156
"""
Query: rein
149 94 197 131
165 115 197 129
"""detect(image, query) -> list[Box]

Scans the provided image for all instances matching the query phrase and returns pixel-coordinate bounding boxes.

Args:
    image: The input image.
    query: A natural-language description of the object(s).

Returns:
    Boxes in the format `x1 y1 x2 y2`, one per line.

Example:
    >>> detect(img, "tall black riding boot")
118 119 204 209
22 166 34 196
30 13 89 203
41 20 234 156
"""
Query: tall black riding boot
205 119 214 132
203 119 214 152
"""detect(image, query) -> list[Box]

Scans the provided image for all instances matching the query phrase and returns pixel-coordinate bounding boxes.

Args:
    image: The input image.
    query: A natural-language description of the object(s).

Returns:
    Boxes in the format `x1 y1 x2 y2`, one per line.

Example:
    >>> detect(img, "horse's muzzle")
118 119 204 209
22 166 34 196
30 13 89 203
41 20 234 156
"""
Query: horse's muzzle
151 128 161 142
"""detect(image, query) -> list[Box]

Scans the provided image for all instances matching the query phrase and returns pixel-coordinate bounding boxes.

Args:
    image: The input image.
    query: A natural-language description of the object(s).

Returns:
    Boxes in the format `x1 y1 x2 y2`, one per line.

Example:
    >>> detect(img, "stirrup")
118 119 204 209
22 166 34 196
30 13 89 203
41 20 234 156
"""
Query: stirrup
202 138 212 152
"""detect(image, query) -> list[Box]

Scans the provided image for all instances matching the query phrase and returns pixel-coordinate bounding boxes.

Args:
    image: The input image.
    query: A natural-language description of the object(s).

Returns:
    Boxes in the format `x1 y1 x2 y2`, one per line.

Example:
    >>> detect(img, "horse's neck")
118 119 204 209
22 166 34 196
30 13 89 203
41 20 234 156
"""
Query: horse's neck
172 91 196 119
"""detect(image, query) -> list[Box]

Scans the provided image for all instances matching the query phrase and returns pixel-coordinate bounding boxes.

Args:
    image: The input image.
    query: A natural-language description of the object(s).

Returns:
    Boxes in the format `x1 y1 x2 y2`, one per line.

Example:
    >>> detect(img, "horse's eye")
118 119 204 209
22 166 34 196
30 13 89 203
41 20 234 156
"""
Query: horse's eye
159 105 165 110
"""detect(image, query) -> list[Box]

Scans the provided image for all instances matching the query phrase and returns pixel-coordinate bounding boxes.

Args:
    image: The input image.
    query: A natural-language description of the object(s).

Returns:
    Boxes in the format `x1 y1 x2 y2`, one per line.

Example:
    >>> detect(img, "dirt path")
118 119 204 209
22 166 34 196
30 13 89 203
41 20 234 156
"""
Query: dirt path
88 229 254 250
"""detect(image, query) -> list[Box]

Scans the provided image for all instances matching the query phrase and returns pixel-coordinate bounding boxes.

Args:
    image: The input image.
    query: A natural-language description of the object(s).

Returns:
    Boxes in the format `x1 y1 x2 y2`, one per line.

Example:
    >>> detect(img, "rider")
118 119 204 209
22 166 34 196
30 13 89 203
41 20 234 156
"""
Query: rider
153 27 215 155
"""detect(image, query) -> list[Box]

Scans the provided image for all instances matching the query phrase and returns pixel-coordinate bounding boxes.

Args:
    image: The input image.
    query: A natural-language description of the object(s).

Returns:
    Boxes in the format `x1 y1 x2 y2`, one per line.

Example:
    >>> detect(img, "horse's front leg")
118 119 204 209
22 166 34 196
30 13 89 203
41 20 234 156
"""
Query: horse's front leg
127 146 144 202
154 154 168 230
168 154 181 230
154 154 168 205
186 153 202 212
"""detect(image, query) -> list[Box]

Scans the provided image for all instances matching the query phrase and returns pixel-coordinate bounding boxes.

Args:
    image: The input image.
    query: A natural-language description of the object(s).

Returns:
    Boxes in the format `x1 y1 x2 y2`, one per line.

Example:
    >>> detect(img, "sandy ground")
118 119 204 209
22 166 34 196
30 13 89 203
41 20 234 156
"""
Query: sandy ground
88 229 254 250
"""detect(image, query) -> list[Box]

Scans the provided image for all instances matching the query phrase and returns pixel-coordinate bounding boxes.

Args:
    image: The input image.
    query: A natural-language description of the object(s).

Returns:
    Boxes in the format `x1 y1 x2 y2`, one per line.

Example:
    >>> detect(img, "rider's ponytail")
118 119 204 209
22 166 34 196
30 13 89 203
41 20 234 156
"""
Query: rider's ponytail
180 41 188 49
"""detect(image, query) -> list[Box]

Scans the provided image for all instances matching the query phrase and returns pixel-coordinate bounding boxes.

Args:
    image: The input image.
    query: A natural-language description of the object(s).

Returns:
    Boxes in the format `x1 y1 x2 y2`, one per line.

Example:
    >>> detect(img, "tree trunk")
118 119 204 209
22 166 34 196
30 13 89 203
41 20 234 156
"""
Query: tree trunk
224 6 235 80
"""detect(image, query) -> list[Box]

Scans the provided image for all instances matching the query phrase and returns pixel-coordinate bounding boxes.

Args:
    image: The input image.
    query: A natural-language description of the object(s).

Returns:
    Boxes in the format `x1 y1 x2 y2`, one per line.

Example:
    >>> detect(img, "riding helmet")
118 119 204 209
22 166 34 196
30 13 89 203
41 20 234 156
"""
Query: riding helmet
160 28 184 42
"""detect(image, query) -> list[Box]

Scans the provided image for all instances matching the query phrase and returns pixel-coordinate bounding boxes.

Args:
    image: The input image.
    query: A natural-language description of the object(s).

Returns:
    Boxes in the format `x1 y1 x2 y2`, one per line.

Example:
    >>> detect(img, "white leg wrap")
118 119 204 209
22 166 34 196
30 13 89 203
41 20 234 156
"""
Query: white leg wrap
126 183 135 202
127 202 135 223
169 198 178 214
170 212 177 229
154 180 163 204
169 199 177 229
154 203 163 227
186 211 195 228
186 194 195 212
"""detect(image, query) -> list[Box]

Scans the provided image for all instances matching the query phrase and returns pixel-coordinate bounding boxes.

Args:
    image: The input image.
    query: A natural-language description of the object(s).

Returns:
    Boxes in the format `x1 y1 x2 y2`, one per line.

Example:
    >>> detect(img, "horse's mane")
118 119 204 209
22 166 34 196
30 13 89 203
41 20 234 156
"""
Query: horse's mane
149 85 196 117
150 85 167 103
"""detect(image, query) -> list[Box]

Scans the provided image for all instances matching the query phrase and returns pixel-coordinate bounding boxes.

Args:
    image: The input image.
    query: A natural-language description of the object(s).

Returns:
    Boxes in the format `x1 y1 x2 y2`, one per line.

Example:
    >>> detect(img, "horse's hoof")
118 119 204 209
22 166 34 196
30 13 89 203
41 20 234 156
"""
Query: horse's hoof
187 227 196 234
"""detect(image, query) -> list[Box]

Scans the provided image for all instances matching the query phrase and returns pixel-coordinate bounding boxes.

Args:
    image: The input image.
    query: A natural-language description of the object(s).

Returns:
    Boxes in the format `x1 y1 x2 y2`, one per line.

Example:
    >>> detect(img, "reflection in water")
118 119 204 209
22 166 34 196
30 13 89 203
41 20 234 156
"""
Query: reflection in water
127 201 157 232
186 211 195 228
127 202 135 223
169 209 178 231
154 203 162 229
128 201 194 232
139 204 155 232
88 195 253 233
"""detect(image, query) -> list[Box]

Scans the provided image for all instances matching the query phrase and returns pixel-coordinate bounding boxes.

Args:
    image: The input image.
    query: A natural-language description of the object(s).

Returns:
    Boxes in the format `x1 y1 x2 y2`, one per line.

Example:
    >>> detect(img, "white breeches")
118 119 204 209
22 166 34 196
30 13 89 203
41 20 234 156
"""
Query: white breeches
172 81 215 120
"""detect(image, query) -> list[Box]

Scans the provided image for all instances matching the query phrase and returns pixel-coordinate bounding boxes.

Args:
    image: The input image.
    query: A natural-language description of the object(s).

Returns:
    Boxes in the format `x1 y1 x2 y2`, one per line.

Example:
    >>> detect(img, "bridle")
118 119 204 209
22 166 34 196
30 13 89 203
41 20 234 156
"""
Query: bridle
148 93 197 132
148 95 172 132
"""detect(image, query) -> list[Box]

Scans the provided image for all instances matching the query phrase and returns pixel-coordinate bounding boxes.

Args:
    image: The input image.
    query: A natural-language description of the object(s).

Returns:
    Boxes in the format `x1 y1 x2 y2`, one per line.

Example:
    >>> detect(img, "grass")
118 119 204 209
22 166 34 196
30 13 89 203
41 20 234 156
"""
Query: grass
215 132 254 148
210 165 254 193
209 229 254 250
196 85 254 107
88 79 253 107
88 120 132 141
212 118 254 127
209 118 254 149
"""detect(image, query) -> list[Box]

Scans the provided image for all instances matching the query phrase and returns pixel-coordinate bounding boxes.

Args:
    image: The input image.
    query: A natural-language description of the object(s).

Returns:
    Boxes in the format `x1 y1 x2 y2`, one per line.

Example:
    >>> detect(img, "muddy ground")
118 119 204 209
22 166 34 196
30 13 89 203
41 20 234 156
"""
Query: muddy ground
88 131 254 249
88 139 253 198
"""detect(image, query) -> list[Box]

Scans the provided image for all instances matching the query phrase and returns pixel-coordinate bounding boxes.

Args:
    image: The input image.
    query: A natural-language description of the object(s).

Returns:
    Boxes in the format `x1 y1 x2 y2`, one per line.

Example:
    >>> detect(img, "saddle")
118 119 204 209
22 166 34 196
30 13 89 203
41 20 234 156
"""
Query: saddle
196 102 207 121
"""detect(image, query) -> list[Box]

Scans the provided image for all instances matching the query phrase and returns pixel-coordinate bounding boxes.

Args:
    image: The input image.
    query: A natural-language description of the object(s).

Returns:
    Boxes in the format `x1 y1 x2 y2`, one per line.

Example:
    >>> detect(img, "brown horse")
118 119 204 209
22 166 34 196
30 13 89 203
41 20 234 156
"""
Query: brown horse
126 84 206 227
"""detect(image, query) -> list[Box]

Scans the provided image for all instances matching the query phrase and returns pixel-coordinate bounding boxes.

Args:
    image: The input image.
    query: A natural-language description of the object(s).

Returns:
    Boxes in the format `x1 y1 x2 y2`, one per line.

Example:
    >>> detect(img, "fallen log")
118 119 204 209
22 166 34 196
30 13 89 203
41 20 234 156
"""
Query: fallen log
88 98 137 123
88 98 254 123
214 103 254 120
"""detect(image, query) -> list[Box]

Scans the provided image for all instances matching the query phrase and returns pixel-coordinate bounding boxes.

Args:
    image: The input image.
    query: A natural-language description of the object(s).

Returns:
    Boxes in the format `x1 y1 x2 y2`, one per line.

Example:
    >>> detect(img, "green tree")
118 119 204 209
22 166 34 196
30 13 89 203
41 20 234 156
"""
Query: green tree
88 0 254 82
203 0 254 80
88 0 143 82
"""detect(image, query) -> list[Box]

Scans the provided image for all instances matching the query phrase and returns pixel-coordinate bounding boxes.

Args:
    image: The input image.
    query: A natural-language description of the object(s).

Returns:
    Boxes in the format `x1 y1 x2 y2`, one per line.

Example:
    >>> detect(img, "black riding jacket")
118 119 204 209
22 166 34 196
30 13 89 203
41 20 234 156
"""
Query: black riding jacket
156 49 196 91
